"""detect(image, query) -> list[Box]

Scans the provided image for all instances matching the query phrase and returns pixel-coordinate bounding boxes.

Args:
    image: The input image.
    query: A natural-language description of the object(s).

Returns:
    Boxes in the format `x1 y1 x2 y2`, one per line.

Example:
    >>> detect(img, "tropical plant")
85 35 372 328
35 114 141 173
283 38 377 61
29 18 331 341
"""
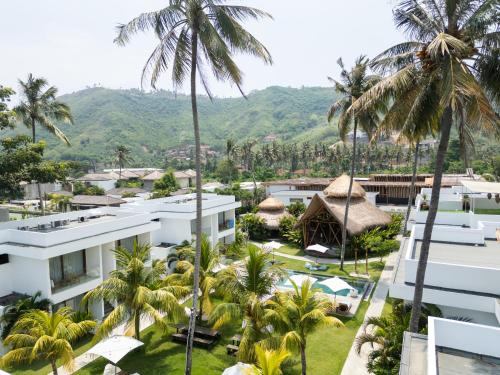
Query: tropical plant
0 291 51 340
115 3 272 371
14 74 73 214
287 201 306 217
48 193 71 212
210 245 283 362
114 145 133 180
168 234 219 320
278 215 297 238
327 56 384 270
0 307 95 375
240 213 268 240
83 242 188 341
153 169 179 192
0 85 16 130
356 300 441 374
352 0 499 332
252 344 290 375
267 280 344 375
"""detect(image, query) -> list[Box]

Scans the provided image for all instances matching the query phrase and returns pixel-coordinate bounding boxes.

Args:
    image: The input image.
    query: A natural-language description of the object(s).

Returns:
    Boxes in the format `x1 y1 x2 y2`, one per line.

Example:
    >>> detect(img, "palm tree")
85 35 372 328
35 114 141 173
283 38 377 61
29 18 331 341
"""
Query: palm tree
267 280 343 375
14 74 73 214
327 56 384 270
210 245 283 362
115 4 272 371
0 291 51 340
1 307 95 375
83 242 188 341
169 234 219 321
114 145 133 180
252 344 290 375
351 0 499 332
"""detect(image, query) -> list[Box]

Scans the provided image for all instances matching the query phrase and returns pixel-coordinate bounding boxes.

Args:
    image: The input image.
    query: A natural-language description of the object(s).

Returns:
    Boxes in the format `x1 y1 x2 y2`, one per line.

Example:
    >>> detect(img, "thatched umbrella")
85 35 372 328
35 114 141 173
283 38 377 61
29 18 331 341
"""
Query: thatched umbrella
256 197 291 231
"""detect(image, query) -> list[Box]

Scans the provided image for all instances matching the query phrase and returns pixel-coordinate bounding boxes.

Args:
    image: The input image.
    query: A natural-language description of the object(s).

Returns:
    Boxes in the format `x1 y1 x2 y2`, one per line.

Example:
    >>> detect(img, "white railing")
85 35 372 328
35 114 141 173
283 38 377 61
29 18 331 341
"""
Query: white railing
427 317 500 375
412 224 484 244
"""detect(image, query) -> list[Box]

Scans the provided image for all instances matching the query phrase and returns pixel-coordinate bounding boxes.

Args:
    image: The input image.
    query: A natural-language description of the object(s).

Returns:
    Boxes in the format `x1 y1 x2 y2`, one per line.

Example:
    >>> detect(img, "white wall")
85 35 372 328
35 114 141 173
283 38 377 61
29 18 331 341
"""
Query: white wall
151 218 192 245
90 180 116 191
427 318 500 375
0 263 13 297
9 256 51 299
266 185 295 195
101 242 116 279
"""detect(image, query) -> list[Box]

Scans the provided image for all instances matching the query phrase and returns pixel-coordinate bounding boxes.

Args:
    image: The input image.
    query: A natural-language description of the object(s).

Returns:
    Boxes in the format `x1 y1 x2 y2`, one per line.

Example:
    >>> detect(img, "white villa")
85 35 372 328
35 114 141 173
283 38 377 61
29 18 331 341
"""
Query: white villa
0 193 239 354
395 180 500 374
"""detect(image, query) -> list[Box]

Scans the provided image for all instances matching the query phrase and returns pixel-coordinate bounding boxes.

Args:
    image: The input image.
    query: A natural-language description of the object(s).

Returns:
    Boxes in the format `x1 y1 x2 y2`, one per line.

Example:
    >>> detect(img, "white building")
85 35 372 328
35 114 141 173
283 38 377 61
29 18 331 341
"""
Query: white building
400 317 500 374
76 173 119 191
391 181 500 326
0 193 239 353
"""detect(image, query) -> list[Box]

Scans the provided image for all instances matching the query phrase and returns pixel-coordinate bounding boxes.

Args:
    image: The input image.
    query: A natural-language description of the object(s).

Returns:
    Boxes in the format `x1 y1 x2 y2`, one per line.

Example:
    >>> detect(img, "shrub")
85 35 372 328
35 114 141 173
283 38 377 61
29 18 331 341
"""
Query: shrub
287 201 306 217
283 229 303 247
278 215 297 238
240 213 268 240
380 213 403 240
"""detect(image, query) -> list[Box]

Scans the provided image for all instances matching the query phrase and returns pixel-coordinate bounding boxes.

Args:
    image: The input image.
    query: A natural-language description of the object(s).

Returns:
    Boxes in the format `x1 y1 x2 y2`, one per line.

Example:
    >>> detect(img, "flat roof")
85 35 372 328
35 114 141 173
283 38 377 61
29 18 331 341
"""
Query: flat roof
461 180 500 194
413 240 500 269
437 347 500 374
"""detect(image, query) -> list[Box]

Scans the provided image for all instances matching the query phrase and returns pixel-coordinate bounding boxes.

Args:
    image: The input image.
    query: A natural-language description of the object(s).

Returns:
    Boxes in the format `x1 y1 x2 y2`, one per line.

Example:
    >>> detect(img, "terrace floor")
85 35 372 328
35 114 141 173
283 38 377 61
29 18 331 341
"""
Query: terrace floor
437 347 500 375
413 240 500 269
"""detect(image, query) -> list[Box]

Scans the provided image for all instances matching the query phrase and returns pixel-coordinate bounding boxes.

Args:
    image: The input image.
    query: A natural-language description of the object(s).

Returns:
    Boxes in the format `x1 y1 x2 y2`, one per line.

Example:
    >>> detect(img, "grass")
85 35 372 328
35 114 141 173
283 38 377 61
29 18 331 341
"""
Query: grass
272 254 385 283
273 244 306 256
4 335 94 375
381 297 394 317
474 208 500 215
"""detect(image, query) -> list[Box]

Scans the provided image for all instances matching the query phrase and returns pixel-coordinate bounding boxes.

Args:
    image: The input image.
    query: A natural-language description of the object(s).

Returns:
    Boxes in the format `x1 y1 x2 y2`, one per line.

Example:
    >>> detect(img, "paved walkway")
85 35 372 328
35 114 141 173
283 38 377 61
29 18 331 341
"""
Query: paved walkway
339 241 403 375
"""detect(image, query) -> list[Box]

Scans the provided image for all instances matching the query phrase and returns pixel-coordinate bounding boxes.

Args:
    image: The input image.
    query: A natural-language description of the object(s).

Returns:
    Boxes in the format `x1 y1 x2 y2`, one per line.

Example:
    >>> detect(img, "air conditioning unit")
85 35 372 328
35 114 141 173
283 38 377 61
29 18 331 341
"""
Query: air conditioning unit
37 223 50 230
62 219 70 226
79 216 88 223
18 226 29 231
53 220 63 228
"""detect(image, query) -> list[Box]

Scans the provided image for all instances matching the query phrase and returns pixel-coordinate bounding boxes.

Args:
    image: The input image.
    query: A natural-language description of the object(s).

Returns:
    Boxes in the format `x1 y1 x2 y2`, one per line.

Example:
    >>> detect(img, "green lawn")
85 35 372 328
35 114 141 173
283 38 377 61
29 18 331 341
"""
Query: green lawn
474 208 500 215
274 244 306 256
4 335 94 375
273 254 385 283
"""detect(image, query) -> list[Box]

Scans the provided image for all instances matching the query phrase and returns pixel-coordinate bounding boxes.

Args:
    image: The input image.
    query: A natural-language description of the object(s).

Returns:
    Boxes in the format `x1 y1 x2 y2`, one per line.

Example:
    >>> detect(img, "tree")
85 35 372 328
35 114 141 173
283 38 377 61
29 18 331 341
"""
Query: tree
215 159 240 183
287 201 306 217
327 56 383 270
355 300 442 374
252 344 290 375
0 85 16 130
14 74 73 213
210 245 283 362
114 145 133 180
0 291 51 341
353 0 499 332
169 234 219 321
83 242 188 341
153 168 179 194
0 136 68 199
115 6 272 369
1 307 95 375
267 280 343 375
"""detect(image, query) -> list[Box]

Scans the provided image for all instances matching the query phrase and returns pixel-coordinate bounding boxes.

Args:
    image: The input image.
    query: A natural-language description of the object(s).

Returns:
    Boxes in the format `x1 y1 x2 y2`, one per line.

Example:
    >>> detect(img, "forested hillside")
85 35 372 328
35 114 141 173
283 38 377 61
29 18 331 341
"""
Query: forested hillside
21 86 339 166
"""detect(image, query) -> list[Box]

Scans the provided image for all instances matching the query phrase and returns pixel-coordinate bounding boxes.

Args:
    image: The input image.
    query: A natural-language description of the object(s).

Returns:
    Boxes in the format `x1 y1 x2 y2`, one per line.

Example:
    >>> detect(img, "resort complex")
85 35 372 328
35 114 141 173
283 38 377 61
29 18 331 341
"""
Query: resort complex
1 0 499 374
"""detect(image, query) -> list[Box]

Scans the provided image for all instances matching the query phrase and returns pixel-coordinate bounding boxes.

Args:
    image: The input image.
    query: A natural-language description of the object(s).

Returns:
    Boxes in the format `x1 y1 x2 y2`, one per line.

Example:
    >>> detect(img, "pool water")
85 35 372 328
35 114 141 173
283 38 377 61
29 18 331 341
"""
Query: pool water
277 270 368 297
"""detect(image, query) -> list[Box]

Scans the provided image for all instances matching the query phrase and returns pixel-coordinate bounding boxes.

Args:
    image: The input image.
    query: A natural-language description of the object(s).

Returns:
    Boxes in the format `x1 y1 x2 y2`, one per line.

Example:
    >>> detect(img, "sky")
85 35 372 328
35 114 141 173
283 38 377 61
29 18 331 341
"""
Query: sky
1 0 404 99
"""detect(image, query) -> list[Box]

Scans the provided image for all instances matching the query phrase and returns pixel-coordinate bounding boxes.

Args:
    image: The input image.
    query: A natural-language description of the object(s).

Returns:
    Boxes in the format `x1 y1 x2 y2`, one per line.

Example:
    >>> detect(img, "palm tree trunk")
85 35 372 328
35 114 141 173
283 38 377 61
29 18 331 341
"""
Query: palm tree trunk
365 246 368 275
185 30 201 375
300 343 307 375
404 142 420 233
51 360 58 375
31 118 45 215
340 119 357 270
134 311 141 341
409 107 452 333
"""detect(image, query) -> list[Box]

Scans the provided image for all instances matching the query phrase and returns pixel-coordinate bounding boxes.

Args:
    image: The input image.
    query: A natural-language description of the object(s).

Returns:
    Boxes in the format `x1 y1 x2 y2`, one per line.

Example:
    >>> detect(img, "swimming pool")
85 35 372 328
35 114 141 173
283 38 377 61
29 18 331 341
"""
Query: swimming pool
277 270 369 297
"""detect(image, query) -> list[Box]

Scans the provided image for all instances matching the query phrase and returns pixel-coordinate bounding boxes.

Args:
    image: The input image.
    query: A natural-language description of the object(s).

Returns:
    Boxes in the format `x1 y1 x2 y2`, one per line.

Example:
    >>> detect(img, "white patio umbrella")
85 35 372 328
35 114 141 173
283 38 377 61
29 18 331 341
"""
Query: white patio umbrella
87 335 143 374
212 262 228 273
319 276 355 294
222 362 255 375
0 370 12 375
285 274 318 288
306 243 329 263
263 241 282 263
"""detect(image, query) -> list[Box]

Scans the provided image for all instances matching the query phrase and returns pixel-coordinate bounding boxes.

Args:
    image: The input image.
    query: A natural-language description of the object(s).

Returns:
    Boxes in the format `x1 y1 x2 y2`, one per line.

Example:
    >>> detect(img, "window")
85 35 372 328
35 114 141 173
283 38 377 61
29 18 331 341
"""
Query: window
0 254 8 265
49 250 86 287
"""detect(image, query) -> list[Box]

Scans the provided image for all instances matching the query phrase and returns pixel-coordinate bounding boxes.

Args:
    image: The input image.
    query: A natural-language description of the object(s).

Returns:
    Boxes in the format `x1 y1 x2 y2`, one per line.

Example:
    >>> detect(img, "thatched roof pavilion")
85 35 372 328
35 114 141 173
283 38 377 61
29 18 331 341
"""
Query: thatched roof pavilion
296 175 391 249
256 197 291 231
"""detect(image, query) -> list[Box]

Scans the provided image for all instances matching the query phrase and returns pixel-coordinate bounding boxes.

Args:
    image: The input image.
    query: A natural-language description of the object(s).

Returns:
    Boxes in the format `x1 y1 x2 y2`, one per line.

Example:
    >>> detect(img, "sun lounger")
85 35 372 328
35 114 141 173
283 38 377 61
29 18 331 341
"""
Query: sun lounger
226 344 239 356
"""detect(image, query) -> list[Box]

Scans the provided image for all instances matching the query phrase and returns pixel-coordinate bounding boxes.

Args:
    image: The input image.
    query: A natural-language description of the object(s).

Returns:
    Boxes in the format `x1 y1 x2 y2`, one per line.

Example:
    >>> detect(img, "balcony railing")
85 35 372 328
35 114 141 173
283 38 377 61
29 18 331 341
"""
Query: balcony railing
51 268 100 294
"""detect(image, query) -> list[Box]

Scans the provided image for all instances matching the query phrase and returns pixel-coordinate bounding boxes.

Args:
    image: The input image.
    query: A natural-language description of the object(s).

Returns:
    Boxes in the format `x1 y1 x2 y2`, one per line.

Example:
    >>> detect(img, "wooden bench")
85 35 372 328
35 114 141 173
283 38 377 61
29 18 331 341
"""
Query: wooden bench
171 333 215 349
226 344 239 356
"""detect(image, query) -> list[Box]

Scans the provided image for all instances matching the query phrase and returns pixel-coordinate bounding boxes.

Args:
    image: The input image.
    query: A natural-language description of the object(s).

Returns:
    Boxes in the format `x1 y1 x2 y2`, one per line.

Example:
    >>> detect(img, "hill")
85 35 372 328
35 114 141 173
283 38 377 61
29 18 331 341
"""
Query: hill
20 86 340 166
